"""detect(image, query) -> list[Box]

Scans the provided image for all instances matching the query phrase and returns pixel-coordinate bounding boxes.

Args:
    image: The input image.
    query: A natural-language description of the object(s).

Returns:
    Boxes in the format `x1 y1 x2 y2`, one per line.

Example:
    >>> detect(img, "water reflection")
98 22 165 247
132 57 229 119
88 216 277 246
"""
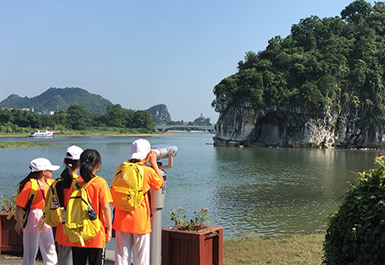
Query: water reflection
0 134 380 238
211 146 378 236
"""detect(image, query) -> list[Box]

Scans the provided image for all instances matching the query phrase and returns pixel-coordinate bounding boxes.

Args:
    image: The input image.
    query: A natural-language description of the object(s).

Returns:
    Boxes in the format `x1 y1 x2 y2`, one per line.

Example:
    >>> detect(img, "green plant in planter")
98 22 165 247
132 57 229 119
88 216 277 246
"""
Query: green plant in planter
169 207 212 231
324 156 385 264
0 194 16 213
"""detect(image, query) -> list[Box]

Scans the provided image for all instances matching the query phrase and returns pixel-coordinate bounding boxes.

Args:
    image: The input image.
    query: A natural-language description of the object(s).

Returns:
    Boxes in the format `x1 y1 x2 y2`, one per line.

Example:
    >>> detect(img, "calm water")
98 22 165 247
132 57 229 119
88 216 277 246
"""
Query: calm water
0 133 380 238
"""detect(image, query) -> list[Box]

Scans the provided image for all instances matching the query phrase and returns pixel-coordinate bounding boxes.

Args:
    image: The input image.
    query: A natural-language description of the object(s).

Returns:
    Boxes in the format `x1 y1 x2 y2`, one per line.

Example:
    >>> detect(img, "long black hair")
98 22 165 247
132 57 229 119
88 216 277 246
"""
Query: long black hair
18 171 43 192
80 149 101 183
61 158 81 188
56 158 82 206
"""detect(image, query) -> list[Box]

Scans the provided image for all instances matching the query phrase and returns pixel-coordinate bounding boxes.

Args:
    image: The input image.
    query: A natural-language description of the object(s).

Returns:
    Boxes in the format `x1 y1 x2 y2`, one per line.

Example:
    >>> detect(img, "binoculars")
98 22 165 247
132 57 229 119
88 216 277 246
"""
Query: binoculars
150 145 178 265
152 145 178 169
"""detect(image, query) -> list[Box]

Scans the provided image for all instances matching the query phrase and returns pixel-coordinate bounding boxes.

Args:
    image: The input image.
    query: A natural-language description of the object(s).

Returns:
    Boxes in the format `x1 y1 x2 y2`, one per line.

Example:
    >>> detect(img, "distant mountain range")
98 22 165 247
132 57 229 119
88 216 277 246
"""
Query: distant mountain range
0 87 112 114
0 87 172 123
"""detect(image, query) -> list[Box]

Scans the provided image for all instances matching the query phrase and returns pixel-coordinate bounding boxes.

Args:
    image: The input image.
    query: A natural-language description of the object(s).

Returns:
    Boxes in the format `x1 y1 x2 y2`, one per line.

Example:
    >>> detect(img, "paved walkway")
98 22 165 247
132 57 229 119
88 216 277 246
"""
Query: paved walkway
0 250 115 264
0 254 32 265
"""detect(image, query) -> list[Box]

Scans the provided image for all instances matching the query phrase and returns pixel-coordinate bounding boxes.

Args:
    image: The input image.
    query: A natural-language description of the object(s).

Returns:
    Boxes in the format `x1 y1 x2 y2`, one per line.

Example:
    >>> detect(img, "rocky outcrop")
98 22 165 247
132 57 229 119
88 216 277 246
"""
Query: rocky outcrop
193 114 211 126
146 104 171 124
213 93 384 148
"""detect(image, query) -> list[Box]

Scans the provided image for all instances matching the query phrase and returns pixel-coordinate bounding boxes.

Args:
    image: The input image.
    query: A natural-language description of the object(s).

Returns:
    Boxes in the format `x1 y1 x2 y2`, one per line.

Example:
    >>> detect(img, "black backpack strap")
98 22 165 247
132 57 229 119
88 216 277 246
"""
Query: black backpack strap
146 191 152 218
23 193 35 228
55 180 65 208
21 179 38 228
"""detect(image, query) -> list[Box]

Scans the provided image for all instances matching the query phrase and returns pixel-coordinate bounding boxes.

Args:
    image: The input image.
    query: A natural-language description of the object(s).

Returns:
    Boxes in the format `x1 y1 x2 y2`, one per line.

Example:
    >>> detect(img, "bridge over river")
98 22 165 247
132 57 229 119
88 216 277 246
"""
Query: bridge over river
155 124 215 133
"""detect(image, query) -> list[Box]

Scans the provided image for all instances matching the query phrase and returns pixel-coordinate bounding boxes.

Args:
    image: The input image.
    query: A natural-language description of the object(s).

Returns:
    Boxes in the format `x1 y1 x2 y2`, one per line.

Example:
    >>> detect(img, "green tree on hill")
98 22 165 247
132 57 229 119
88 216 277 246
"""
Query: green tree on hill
0 103 156 133
67 105 92 130
132 111 155 131
105 104 132 128
212 0 385 132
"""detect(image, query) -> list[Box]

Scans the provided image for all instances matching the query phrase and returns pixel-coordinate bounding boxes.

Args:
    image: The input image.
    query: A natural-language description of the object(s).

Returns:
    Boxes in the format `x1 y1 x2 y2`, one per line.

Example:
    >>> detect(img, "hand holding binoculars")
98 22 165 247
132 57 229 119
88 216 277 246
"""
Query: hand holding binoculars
152 145 178 169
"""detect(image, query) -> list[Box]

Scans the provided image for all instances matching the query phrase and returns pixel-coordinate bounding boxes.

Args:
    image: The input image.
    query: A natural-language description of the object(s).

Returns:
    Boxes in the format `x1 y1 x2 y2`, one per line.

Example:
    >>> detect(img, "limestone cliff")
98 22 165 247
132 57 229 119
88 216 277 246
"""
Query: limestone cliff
213 93 384 148
211 1 385 148
146 104 171 124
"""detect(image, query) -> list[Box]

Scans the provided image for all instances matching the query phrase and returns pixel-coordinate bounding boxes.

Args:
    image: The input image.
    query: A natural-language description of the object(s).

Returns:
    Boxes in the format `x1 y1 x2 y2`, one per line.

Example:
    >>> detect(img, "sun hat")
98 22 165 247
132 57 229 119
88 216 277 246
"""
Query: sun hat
128 139 151 160
64 145 83 160
29 158 60 172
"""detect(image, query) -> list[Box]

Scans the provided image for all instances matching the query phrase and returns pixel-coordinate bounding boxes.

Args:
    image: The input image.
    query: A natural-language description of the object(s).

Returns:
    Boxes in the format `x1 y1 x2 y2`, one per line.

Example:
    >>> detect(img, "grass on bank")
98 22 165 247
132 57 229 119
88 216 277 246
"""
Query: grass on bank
224 233 324 265
0 127 162 137
0 141 58 148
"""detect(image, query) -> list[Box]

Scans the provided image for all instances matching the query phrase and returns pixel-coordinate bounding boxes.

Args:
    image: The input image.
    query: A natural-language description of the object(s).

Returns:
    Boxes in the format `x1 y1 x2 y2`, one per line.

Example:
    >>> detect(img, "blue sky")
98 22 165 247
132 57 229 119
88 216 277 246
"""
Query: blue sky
0 0 373 122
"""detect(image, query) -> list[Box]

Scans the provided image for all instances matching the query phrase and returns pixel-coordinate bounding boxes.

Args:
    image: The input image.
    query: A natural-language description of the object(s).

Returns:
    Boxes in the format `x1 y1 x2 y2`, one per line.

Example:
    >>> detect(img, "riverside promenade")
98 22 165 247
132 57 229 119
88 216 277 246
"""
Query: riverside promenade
0 250 116 264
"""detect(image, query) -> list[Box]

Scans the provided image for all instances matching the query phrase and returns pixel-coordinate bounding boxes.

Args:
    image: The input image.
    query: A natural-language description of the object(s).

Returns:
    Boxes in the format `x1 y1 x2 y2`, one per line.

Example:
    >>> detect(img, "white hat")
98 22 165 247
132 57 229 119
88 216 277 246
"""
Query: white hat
30 158 60 172
64 145 83 160
128 139 151 160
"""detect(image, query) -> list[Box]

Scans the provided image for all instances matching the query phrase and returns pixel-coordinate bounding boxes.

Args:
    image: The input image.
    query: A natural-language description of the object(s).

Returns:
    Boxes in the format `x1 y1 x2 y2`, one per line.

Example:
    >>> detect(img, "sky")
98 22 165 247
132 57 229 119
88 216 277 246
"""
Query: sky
0 0 375 122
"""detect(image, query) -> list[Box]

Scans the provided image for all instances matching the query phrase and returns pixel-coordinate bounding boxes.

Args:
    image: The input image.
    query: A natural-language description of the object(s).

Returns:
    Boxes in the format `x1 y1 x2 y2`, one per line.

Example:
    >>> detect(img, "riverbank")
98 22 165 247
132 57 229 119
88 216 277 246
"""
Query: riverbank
0 130 169 138
0 233 325 264
0 127 175 138
224 232 324 265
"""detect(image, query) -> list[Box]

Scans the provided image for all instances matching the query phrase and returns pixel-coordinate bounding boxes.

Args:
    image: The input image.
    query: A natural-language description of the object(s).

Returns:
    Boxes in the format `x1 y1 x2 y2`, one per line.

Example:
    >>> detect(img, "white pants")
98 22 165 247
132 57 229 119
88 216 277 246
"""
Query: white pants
115 231 150 265
23 209 57 265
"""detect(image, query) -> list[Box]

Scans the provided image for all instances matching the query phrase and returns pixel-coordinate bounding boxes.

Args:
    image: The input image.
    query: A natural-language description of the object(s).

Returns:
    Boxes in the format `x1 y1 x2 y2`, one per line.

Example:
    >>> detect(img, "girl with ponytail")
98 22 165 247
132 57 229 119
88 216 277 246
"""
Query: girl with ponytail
54 145 83 265
71 149 112 265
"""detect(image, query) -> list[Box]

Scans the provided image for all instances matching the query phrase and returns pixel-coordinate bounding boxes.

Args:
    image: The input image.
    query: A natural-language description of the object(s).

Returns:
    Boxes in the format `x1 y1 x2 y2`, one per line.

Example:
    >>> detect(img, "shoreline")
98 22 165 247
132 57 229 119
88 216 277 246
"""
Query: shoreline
0 130 214 138
0 132 173 138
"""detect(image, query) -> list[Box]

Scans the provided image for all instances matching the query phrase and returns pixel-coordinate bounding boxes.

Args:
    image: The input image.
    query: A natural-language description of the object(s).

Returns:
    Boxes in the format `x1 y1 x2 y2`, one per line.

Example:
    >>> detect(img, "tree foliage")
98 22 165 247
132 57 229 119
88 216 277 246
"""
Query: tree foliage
213 0 385 129
67 105 92 130
0 103 155 132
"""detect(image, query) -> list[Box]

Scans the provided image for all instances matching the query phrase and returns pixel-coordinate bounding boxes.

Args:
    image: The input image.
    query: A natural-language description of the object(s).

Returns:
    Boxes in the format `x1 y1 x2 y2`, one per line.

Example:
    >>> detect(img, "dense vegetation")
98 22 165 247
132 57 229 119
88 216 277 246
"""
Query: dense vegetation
0 104 155 133
324 156 385 264
213 0 385 129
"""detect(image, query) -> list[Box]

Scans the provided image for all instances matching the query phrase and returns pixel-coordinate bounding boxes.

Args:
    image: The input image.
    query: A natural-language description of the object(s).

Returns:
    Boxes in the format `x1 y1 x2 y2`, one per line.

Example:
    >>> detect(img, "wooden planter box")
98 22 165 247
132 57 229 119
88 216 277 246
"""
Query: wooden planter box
162 225 223 265
0 212 23 254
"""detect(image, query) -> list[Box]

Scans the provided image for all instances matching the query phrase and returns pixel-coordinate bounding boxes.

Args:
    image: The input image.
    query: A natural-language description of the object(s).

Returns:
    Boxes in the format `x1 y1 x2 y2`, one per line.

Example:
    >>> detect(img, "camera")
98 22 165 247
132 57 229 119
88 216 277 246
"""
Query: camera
87 205 97 220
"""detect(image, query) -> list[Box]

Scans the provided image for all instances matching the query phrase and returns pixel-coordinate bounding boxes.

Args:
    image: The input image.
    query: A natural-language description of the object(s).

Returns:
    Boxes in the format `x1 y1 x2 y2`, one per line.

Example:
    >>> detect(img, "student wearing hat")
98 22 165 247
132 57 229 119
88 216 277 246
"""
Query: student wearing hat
54 145 83 265
112 139 164 265
15 158 59 265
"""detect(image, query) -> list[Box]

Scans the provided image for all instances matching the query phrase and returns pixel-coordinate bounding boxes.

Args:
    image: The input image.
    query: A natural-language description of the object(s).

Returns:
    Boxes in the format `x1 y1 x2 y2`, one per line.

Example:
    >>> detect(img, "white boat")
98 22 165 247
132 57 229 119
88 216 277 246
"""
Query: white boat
29 130 54 138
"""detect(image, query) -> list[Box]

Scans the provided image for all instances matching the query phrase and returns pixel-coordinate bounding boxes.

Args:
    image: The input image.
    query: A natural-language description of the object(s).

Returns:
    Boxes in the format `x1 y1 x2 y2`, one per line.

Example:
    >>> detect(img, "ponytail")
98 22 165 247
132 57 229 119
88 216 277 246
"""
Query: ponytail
55 158 82 206
18 171 43 191
80 149 101 183
61 158 81 188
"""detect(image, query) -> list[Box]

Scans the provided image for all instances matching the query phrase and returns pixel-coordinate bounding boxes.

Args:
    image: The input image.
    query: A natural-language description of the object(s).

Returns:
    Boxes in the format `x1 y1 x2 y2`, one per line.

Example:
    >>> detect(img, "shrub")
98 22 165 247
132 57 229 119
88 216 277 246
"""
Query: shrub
323 156 385 264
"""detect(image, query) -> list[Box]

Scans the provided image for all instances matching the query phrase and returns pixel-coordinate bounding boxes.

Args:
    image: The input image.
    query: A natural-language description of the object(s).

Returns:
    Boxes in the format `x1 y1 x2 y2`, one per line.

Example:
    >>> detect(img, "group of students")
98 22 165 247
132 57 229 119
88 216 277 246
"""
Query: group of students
14 139 165 265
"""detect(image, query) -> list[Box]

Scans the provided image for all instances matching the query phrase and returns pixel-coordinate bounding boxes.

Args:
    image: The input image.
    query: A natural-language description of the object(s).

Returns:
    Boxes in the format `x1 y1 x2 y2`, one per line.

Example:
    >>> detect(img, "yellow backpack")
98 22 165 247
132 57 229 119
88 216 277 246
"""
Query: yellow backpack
63 177 101 246
43 179 64 227
110 162 145 212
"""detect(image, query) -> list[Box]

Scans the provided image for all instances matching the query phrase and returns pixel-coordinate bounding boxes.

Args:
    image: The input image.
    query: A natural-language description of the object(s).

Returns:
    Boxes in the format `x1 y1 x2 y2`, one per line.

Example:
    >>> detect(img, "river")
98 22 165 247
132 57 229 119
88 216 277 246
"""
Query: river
0 132 380 238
